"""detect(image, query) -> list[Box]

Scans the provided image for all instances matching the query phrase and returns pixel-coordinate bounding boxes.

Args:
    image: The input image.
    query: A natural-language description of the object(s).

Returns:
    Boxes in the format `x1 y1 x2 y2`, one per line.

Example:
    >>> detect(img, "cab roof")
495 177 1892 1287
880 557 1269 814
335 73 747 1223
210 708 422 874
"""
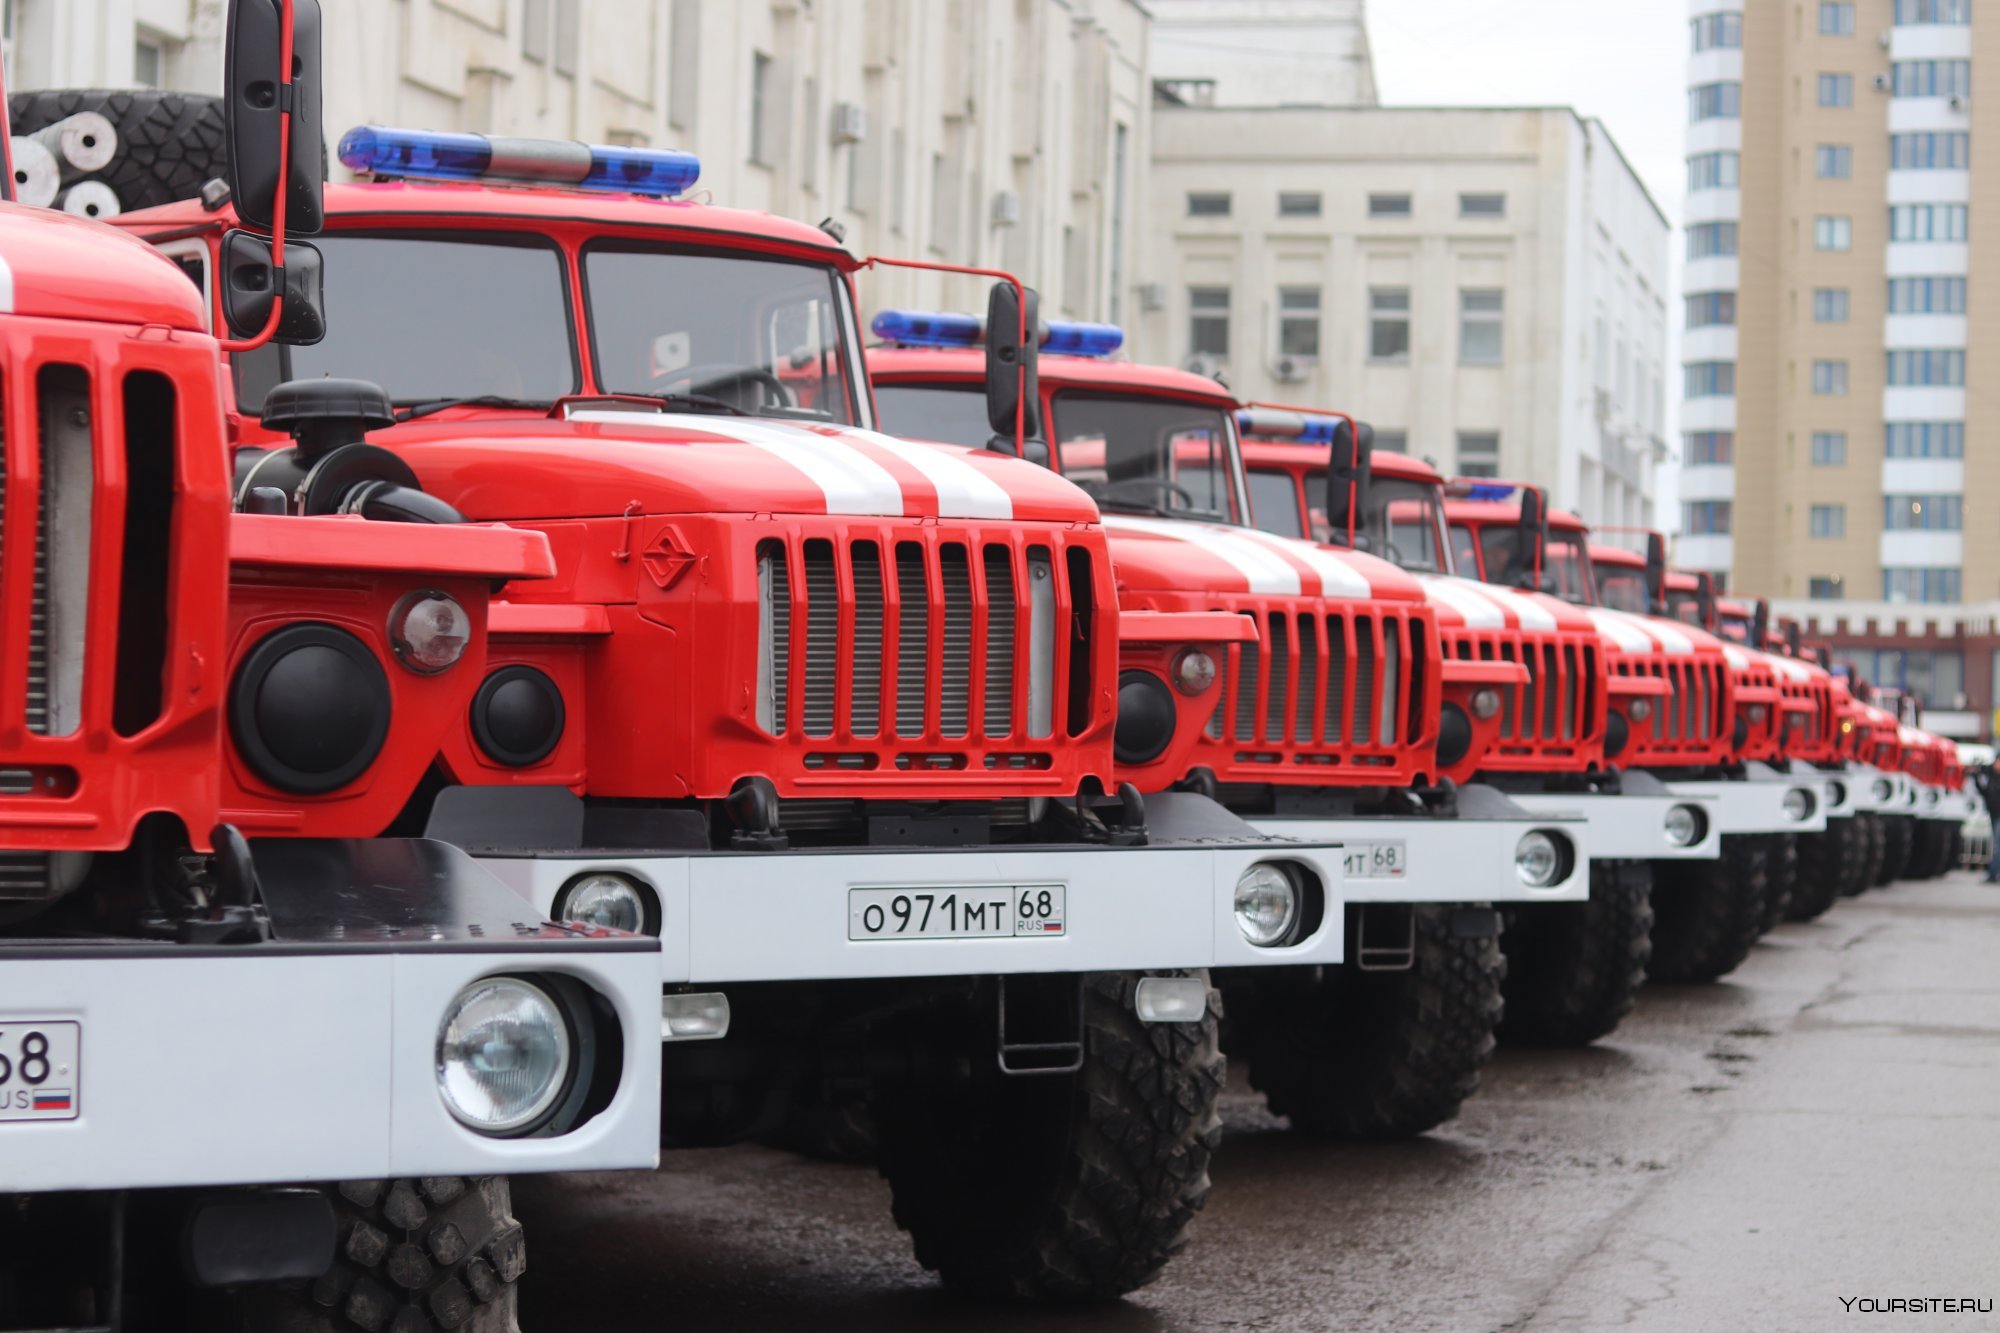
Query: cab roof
116 179 856 266
1590 543 1645 569
866 344 1238 404
1443 499 1589 532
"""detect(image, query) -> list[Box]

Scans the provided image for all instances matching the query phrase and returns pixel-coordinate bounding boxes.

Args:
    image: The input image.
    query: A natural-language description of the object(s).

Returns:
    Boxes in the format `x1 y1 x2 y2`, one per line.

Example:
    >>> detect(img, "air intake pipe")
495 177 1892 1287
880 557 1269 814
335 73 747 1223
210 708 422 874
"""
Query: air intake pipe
236 377 465 523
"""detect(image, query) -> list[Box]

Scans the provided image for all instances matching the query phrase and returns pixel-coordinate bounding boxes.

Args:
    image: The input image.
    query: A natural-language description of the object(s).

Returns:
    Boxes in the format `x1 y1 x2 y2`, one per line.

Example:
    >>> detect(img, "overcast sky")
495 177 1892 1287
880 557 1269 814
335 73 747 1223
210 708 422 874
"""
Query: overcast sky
1369 0 1689 517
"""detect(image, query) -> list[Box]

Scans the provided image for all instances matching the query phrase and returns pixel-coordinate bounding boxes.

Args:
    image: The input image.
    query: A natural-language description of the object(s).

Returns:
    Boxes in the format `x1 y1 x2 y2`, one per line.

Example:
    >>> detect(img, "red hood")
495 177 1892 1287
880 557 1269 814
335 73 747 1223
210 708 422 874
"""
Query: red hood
1098 516 1425 603
0 201 207 330
1419 574 1597 634
379 411 1100 524
1575 605 1728 659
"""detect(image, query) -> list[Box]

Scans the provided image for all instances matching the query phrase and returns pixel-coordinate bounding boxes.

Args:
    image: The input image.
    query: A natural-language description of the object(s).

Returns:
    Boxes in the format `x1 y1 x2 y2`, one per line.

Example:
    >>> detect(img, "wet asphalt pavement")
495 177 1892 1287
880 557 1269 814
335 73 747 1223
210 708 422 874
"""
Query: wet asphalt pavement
518 872 2000 1331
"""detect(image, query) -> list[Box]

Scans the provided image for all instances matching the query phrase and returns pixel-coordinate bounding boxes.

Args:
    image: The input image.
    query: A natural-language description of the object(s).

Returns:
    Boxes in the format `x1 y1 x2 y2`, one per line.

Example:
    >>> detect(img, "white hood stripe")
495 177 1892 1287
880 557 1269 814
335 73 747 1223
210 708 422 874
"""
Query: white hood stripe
1469 581 1559 631
1104 516 1303 594
1425 578 1506 628
844 428 1014 520
0 250 15 314
1722 644 1749 669
1585 608 1657 653
566 412 907 515
1647 617 1696 655
1229 526 1374 599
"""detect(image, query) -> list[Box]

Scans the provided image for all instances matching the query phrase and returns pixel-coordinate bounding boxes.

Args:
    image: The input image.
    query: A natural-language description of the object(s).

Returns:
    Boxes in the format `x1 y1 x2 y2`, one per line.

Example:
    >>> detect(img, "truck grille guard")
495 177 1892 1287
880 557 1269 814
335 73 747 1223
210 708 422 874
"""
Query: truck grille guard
1441 627 1602 768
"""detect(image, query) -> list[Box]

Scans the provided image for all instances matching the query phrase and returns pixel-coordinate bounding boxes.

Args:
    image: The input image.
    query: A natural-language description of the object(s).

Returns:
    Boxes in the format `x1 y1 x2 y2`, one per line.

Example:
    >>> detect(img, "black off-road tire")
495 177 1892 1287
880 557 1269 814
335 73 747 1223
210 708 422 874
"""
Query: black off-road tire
1498 859 1652 1047
1917 821 1958 879
874 970 1223 1301
7 89 226 211
1877 815 1914 884
769 1096 879 1163
1758 834 1798 934
235 1177 522 1332
1849 812 1884 894
1902 822 1941 879
1229 905 1505 1138
1789 819 1855 921
1648 834 1768 982
1946 825 1966 873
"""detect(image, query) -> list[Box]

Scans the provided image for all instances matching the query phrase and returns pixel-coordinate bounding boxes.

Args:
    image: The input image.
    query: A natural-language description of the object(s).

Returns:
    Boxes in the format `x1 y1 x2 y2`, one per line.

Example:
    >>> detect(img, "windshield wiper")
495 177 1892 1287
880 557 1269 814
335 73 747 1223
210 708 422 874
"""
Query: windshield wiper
395 394 553 423
618 391 751 417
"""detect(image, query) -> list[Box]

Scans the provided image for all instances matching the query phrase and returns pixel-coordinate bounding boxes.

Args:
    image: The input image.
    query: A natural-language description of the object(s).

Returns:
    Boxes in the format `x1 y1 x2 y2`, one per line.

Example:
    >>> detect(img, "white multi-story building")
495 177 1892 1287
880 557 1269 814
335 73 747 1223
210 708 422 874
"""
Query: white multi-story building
1148 0 1377 108
5 0 1151 319
1136 103 1671 528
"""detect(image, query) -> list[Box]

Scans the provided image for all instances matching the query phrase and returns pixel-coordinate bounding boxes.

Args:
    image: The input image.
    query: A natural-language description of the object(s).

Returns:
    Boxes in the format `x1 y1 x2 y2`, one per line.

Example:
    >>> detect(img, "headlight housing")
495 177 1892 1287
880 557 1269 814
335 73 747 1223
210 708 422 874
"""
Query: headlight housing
1233 863 1300 946
556 872 657 935
1826 780 1847 808
1782 786 1816 822
1664 803 1705 848
436 977 572 1135
1628 697 1653 723
1171 648 1218 695
1872 777 1893 802
389 590 470 674
1514 831 1568 887
1746 703 1770 726
1469 687 1501 721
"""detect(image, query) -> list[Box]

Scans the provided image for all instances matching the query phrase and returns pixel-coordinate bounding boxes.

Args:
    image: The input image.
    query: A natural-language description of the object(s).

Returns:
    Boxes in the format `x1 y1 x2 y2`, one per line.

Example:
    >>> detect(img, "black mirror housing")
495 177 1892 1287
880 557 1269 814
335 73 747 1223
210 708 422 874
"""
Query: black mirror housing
221 230 325 344
1644 533 1668 615
984 282 1041 446
1322 419 1372 548
1695 572 1718 630
1514 488 1546 590
1751 598 1770 650
225 0 325 235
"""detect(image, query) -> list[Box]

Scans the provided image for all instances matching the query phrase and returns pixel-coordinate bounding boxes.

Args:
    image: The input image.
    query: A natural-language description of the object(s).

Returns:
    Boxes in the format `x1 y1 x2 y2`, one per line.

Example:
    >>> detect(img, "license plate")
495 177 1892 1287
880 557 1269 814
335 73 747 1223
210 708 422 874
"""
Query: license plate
849 885 1066 941
1343 840 1408 880
0 1020 80 1122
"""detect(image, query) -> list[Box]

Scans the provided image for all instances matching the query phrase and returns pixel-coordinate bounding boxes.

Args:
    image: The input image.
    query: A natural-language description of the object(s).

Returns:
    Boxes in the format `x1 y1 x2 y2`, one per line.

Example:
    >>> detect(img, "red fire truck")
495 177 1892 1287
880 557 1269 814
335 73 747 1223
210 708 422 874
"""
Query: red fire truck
0 6 663 1329
1440 493 1830 982
122 127 1361 1301
867 322 1609 1133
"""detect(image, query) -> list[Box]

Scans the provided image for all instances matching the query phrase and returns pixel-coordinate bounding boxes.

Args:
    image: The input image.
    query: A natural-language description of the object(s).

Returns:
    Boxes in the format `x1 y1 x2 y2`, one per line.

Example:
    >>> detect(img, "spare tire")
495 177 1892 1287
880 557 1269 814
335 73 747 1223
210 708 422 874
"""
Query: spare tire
8 89 225 211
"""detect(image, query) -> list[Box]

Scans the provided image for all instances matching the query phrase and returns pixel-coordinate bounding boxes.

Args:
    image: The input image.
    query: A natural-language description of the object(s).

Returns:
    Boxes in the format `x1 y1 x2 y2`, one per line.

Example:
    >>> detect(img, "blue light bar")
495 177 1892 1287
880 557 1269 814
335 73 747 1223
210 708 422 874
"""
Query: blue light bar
1465 483 1515 501
870 309 985 348
337 125 701 197
1235 408 1343 444
1041 320 1124 357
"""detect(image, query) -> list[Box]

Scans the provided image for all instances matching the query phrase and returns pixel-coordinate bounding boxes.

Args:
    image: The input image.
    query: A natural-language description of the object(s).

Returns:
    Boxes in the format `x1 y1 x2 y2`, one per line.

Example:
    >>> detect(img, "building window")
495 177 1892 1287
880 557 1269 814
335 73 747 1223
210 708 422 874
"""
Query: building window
1819 2 1856 34
1890 132 1970 170
1459 192 1506 218
1812 360 1850 394
1895 0 1971 23
1688 82 1742 122
1884 494 1964 530
1688 151 1741 191
1886 348 1966 386
1814 215 1853 250
1892 59 1972 97
1811 431 1849 465
1369 287 1411 361
133 37 164 87
1887 276 1968 313
1810 504 1848 538
1371 429 1409 453
1818 72 1855 106
1688 221 1739 259
1686 431 1734 465
1278 286 1321 357
1277 192 1322 218
1683 500 1733 535
1889 203 1969 241
1685 361 1736 397
1459 289 1504 364
1368 193 1412 218
1187 191 1231 217
749 52 775 166
1885 421 1965 457
1882 567 1961 603
1188 286 1231 358
1812 288 1850 322
1816 145 1853 178
1692 11 1744 49
1809 576 1846 600
1456 431 1501 478
1686 291 1737 327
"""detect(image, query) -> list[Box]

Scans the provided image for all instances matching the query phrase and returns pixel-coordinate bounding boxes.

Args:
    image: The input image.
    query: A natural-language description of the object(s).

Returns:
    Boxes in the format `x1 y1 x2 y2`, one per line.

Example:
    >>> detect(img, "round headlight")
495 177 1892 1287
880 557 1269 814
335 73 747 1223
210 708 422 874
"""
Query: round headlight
1114 670 1177 765
1826 779 1847 807
390 590 470 674
1664 803 1705 848
1746 703 1769 726
436 977 571 1135
1469 687 1501 721
1924 788 1939 806
1436 702 1473 768
1628 697 1653 723
1233 863 1299 946
557 872 653 934
1515 831 1566 887
1872 777 1893 801
230 624 391 795
1171 648 1218 696
1782 786 1815 821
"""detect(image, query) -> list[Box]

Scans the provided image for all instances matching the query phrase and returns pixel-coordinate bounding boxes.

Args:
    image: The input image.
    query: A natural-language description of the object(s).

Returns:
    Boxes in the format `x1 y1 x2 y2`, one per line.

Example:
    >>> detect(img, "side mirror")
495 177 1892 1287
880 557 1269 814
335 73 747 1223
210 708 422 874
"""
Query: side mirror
1323 419 1372 548
1785 621 1802 657
1751 598 1770 651
220 230 325 344
1695 572 1718 630
1513 488 1547 590
984 281 1042 453
225 0 325 235
1644 533 1668 616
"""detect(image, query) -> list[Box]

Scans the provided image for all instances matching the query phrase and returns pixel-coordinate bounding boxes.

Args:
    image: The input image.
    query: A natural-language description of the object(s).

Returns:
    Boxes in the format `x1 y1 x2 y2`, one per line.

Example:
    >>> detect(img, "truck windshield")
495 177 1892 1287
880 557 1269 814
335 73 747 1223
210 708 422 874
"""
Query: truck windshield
1716 615 1752 644
1665 591 1707 626
1301 471 1445 572
234 233 580 411
1596 568 1650 613
1478 526 1592 601
1048 392 1238 522
583 241 860 424
873 383 994 447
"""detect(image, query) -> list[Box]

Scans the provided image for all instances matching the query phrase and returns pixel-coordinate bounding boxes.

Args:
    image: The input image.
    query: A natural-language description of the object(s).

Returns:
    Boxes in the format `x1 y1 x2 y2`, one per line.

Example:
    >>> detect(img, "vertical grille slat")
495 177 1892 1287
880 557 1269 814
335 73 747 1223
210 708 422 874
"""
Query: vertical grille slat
801 540 839 738
981 545 1016 737
895 543 930 736
1234 634 1260 742
1351 616 1376 745
1264 613 1290 743
1321 614 1346 744
1294 613 1318 743
756 543 791 734
938 544 973 738
849 542 884 735
33 367 92 739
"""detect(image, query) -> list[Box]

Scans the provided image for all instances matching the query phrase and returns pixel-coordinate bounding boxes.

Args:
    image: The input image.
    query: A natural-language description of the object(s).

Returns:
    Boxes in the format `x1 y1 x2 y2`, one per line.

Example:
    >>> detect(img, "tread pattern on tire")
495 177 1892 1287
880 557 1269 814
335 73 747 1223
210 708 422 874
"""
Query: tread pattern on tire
1498 858 1652 1047
874 970 1224 1302
1233 905 1505 1138
1648 833 1768 982
1876 815 1914 885
1849 813 1885 895
8 89 226 212
1789 818 1855 921
238 1177 521 1333
1758 833 1798 935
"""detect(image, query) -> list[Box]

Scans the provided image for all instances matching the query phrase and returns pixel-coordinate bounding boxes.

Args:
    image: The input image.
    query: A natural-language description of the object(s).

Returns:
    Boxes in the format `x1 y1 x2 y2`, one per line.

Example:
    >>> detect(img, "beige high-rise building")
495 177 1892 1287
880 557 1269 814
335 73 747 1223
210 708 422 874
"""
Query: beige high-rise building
1684 0 1996 736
